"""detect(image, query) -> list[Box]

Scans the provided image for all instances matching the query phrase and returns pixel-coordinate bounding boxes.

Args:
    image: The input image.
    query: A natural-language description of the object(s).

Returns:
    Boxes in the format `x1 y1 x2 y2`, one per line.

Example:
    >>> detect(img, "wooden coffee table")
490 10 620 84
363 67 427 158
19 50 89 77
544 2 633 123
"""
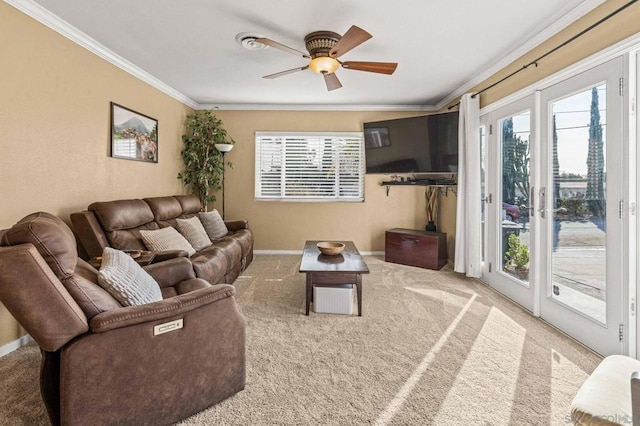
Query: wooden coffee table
299 240 369 316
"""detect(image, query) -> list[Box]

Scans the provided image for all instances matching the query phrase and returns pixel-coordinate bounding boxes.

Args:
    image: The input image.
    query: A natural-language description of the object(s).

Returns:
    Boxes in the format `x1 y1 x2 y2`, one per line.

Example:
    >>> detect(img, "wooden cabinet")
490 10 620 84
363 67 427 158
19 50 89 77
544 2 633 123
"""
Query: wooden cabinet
385 228 447 270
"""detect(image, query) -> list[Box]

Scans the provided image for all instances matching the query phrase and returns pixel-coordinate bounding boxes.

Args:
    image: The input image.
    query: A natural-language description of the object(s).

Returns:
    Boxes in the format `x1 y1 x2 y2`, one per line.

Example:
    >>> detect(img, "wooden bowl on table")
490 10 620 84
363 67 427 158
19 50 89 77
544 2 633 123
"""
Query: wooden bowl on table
317 241 345 256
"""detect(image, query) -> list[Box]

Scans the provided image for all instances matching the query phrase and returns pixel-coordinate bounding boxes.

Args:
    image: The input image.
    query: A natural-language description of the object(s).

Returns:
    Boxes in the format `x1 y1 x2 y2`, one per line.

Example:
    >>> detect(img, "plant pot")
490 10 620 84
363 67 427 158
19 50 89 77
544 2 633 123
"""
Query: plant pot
514 268 529 280
425 221 437 232
215 143 234 153
506 265 529 280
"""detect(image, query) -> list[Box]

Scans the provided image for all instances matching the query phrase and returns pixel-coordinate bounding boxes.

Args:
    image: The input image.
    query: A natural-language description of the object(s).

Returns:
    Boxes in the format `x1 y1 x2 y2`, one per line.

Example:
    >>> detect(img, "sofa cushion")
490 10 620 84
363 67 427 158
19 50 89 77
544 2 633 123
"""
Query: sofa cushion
104 226 159 251
97 248 162 306
62 259 122 318
89 199 155 232
199 210 228 239
144 196 183 222
140 227 196 257
228 229 253 259
191 247 229 284
174 195 202 215
0 212 77 279
89 199 159 250
210 237 242 269
176 217 212 251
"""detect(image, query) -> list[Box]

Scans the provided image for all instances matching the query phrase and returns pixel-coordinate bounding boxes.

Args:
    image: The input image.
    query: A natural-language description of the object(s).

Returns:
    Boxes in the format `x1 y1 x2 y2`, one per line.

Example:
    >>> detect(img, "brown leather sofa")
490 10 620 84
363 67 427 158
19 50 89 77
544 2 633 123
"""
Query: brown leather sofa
70 194 253 285
0 212 246 425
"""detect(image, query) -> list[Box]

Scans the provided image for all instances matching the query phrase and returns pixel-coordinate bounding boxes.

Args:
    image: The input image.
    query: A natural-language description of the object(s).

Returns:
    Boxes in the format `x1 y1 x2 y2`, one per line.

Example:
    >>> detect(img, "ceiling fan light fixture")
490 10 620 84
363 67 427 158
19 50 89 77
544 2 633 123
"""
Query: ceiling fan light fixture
309 56 339 74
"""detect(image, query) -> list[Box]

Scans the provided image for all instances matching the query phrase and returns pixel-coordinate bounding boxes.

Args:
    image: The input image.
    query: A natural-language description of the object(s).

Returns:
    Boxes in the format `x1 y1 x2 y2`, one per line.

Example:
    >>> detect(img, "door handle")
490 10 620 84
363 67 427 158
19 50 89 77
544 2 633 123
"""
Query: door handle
539 187 546 219
529 186 534 217
401 237 419 243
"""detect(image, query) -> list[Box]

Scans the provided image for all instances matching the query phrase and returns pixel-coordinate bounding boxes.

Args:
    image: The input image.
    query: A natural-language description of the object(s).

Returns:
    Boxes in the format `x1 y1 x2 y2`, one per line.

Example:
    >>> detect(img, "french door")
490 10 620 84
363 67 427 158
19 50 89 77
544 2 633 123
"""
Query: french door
538 58 625 356
481 57 627 355
481 96 536 311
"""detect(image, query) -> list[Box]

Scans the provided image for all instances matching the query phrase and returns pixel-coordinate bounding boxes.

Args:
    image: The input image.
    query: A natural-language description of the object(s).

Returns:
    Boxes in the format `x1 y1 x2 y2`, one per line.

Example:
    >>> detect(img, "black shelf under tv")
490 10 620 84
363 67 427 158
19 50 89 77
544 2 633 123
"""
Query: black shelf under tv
381 181 434 186
380 181 457 196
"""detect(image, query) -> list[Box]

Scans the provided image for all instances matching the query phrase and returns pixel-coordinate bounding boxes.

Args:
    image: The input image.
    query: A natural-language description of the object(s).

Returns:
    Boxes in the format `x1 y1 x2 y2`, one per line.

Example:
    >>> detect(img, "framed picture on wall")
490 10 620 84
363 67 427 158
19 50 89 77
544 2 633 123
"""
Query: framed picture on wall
110 102 158 163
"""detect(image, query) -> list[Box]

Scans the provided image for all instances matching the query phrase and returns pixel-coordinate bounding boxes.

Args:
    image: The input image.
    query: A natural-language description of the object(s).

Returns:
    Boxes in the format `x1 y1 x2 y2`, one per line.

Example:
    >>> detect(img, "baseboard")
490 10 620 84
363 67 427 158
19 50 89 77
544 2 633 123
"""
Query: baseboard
0 335 33 358
254 250 385 256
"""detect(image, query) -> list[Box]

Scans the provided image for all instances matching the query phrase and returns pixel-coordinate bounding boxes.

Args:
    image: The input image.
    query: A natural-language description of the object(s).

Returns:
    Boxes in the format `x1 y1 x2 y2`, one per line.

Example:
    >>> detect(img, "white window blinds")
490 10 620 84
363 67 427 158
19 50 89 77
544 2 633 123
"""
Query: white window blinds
255 132 364 202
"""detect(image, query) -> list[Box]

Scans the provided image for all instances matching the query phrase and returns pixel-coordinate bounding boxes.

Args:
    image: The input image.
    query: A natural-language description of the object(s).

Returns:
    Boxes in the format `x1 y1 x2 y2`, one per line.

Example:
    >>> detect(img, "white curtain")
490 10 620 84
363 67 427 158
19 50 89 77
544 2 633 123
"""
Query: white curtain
454 93 482 277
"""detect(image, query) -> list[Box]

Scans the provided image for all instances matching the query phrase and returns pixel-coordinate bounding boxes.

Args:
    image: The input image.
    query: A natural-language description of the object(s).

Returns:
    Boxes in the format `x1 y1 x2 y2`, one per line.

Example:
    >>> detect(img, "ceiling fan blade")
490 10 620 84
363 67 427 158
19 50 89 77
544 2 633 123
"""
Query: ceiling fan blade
263 66 309 79
323 72 342 91
329 25 372 58
341 61 398 75
255 37 310 59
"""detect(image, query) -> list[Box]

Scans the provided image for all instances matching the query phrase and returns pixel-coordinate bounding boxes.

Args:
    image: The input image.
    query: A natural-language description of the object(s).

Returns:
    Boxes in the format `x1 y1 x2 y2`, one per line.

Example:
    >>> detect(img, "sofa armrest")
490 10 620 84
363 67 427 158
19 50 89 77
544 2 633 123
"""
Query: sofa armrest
176 278 211 294
0 244 89 351
143 256 195 287
150 249 189 264
225 219 249 231
89 284 235 333
70 211 110 259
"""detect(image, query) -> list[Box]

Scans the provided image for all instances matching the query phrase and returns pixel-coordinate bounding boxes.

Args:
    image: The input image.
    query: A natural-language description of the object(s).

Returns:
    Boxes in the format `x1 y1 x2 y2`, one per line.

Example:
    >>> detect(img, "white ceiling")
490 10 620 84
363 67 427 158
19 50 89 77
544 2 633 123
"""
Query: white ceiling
19 0 602 109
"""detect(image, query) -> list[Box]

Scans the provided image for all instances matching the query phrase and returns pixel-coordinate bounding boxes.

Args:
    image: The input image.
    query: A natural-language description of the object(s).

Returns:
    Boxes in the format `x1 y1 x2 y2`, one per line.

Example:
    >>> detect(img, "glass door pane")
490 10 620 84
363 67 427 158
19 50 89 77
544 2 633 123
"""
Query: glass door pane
550 84 607 323
481 95 535 312
500 112 531 285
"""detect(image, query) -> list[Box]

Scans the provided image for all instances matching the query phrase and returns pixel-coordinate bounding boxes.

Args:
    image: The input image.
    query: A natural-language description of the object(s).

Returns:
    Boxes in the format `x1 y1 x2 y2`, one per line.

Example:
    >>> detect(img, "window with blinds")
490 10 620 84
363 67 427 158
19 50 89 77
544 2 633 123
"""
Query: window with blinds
255 132 364 202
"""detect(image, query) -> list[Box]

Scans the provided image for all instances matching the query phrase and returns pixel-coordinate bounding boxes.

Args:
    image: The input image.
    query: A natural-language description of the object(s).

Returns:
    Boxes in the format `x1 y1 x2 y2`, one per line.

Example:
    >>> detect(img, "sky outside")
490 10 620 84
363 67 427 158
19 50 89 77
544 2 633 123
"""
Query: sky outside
510 85 606 176
552 85 607 176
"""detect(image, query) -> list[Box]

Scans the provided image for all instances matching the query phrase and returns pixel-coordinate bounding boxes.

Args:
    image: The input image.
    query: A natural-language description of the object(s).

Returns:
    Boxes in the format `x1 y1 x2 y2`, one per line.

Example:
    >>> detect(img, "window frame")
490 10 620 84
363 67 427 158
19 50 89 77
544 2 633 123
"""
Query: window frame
255 131 365 202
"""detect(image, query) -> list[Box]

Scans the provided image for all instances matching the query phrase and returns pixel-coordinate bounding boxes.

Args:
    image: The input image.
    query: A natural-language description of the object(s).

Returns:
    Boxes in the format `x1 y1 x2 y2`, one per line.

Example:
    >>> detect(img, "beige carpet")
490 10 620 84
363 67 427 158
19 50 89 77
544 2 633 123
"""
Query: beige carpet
0 255 600 425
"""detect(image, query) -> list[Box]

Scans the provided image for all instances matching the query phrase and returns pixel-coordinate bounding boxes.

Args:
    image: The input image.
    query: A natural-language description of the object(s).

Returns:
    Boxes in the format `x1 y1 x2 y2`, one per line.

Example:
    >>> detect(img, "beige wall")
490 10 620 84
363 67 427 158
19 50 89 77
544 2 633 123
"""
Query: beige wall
213 110 433 251
0 3 193 346
1 0 639 348
444 0 640 109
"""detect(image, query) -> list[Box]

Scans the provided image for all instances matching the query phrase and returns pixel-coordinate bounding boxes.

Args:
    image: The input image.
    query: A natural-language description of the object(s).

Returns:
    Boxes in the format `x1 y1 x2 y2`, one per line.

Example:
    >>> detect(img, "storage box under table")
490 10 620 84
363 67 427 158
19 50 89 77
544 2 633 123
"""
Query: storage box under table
313 284 354 315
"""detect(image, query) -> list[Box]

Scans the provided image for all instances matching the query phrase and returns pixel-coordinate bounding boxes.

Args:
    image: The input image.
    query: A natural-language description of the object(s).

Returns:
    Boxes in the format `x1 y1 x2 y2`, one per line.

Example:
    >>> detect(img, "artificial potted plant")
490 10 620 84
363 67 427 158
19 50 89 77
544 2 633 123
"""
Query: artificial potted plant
178 111 234 211
504 233 530 280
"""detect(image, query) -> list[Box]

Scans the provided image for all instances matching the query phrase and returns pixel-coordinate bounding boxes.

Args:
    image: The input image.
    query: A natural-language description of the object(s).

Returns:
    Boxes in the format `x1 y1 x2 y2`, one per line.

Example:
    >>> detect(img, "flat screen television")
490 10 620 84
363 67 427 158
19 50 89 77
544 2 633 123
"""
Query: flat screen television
363 111 459 174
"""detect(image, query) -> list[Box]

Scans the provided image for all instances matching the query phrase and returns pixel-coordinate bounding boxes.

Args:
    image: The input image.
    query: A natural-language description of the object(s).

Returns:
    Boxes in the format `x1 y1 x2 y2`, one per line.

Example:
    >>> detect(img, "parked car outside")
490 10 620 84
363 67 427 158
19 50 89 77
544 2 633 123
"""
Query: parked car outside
502 202 520 221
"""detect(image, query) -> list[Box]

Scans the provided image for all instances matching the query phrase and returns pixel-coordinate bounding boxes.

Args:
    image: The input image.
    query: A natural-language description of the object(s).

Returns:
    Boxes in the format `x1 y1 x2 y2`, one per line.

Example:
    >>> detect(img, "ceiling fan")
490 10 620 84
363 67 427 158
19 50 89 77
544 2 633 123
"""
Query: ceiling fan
245 26 397 91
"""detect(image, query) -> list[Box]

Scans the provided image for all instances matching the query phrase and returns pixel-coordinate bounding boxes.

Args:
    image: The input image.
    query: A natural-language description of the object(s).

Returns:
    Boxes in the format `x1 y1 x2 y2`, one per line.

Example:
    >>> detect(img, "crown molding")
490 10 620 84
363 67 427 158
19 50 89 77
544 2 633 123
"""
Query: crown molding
5 0 199 109
196 103 438 111
6 0 605 112
436 0 606 110
213 0 603 111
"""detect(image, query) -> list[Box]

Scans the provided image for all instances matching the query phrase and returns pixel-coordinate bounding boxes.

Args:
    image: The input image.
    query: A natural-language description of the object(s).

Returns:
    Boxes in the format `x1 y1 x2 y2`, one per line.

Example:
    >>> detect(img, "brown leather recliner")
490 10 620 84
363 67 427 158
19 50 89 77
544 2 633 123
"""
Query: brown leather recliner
0 212 246 425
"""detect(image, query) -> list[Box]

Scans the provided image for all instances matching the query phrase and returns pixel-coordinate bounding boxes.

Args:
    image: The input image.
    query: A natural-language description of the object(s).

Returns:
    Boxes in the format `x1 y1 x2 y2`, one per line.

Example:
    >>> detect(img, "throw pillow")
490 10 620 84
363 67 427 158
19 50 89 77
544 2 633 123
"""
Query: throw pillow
97 247 162 306
199 210 228 240
176 216 212 251
139 226 196 257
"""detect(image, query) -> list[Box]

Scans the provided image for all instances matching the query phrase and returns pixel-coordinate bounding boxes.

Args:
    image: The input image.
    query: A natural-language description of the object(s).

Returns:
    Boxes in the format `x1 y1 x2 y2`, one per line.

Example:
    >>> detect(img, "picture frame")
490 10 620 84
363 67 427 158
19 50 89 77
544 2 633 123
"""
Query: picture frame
110 102 158 163
364 127 391 149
